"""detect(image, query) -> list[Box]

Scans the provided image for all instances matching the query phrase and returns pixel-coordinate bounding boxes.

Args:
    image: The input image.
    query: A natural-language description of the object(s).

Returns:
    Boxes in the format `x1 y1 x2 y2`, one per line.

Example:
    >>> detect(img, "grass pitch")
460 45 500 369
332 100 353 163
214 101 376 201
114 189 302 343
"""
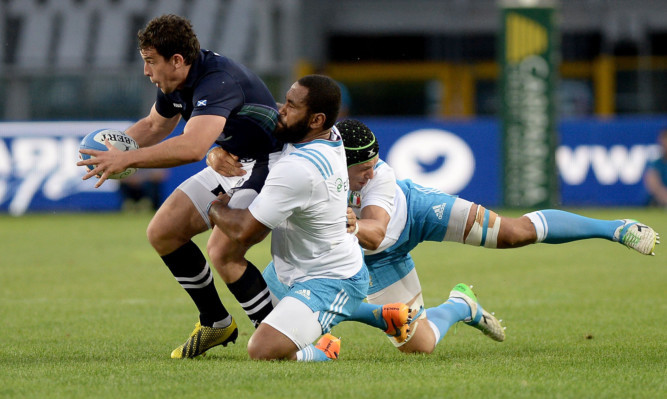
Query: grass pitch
1 208 665 398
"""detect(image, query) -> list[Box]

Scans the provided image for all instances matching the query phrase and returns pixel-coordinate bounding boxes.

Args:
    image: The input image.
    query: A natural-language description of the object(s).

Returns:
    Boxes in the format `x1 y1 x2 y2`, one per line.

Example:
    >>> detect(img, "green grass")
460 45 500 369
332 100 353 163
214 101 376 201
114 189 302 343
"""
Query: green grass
1 208 665 399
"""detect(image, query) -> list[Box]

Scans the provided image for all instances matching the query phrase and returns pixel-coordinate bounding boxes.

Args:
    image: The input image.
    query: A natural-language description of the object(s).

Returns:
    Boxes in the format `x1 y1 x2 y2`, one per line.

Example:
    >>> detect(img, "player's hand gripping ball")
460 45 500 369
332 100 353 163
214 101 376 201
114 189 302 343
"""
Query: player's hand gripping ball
79 129 139 179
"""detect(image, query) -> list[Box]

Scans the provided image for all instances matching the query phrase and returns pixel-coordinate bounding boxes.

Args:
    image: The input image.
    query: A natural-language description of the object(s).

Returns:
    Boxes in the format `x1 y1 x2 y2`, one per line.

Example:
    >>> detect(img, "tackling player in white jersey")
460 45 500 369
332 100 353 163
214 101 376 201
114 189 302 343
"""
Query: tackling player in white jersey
338 119 659 354
208 117 660 357
207 76 371 361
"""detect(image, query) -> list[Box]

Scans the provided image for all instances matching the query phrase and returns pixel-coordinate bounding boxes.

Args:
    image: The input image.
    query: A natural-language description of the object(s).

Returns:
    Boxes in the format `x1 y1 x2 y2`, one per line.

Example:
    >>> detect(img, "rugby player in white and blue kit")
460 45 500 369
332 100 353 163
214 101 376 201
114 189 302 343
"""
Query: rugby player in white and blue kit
78 14 280 358
208 75 375 361
207 115 660 357
337 119 659 355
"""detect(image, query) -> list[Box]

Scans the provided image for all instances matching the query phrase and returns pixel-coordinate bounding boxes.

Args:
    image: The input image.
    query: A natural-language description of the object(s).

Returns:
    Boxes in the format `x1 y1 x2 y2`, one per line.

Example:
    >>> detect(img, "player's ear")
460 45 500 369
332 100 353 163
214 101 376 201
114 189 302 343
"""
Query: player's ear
171 53 185 68
309 113 326 130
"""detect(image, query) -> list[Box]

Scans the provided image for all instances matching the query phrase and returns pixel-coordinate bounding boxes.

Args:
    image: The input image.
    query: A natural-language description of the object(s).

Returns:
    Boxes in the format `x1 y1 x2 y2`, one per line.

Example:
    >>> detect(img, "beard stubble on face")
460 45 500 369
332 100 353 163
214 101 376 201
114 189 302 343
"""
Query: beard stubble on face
273 115 311 143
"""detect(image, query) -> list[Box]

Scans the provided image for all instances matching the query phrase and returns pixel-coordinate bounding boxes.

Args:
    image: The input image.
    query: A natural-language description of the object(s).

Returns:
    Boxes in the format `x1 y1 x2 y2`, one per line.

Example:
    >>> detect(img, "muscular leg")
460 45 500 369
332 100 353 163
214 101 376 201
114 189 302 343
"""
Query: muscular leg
463 204 645 247
147 189 231 327
208 227 247 282
249 296 327 361
358 269 439 354
496 215 538 248
397 295 470 354
463 205 537 248
247 323 299 360
397 317 437 354
207 227 273 327
462 204 628 249
463 205 656 254
523 209 623 244
147 189 208 256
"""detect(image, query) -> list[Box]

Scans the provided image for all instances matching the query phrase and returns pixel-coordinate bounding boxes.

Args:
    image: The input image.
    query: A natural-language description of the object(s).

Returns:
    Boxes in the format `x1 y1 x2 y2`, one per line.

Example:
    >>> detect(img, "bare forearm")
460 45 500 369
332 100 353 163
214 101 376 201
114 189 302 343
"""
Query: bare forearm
208 200 270 247
125 113 177 148
124 134 207 169
355 219 386 250
352 205 390 251
125 118 159 147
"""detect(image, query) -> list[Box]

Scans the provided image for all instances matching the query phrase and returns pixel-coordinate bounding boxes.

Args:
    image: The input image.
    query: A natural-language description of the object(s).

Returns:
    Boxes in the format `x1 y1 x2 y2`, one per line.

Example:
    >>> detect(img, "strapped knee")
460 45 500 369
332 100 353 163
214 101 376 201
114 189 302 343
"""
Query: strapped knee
464 205 501 248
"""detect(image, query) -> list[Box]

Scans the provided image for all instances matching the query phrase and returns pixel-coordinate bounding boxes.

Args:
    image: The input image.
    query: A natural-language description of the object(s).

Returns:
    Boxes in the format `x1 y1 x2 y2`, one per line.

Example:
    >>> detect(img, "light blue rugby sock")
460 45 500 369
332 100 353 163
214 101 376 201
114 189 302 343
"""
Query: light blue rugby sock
296 344 331 362
346 302 386 330
525 209 624 244
425 298 471 345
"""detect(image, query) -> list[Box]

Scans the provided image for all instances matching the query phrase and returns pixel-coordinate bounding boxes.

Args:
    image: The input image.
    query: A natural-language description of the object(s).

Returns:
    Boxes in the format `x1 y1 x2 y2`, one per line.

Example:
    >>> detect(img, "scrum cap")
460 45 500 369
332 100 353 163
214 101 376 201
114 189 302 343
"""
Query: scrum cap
336 119 380 167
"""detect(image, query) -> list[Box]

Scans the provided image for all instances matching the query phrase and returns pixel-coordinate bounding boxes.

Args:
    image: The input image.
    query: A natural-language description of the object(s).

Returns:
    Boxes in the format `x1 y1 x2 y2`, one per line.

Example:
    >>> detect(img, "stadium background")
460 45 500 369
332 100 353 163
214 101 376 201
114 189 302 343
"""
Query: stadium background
2 0 667 214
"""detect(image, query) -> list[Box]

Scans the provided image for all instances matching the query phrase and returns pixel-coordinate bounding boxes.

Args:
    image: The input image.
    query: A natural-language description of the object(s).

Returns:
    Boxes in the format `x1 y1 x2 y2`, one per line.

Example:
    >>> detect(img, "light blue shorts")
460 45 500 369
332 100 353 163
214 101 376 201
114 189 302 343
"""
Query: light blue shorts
365 179 470 295
262 262 369 333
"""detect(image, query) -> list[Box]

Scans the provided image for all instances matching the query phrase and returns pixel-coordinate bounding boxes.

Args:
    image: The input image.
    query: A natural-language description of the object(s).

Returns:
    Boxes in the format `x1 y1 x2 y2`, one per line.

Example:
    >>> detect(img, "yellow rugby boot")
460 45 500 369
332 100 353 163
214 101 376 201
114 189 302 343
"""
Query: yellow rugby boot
170 318 238 359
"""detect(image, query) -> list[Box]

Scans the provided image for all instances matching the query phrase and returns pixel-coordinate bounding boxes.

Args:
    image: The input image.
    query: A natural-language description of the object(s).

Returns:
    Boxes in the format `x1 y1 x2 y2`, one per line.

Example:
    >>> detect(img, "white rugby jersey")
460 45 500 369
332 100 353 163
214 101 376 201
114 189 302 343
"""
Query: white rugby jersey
249 127 363 286
349 160 407 255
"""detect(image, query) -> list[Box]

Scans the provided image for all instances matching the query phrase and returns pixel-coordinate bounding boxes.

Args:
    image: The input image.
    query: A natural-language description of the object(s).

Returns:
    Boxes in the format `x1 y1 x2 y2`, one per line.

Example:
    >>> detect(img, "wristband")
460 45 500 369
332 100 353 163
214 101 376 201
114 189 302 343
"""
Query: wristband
205 146 218 167
352 222 359 236
206 199 220 215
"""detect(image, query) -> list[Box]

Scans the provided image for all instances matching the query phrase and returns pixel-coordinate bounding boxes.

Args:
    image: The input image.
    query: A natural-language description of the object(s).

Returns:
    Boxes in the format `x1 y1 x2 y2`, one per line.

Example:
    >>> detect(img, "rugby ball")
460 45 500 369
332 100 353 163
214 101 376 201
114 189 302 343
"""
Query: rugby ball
79 129 139 179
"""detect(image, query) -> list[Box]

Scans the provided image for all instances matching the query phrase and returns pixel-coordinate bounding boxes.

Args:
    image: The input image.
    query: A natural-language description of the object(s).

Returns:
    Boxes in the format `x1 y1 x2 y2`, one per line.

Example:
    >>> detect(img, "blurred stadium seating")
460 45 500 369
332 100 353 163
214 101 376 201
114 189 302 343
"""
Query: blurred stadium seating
3 1 667 213
2 0 667 120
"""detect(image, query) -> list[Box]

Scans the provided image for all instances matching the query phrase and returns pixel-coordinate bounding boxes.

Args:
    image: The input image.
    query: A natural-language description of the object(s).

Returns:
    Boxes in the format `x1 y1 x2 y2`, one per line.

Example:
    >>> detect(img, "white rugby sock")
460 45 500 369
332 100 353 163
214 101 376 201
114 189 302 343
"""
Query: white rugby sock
524 211 547 242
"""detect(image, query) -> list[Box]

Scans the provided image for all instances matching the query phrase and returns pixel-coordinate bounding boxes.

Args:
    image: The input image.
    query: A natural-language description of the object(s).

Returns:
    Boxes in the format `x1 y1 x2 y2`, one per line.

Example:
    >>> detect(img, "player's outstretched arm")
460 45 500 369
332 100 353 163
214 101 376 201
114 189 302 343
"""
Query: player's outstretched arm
125 104 180 148
351 205 390 251
208 194 270 249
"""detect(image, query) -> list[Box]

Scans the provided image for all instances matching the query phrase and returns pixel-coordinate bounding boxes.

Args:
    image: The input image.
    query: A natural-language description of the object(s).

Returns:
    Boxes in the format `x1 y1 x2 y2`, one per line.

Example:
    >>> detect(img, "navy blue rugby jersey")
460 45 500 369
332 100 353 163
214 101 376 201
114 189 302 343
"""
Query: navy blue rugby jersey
155 49 280 159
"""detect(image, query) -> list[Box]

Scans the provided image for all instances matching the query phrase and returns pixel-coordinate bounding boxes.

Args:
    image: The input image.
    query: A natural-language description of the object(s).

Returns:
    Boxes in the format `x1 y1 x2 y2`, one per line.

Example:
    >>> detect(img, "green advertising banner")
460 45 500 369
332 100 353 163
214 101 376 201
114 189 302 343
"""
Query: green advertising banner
499 0 559 208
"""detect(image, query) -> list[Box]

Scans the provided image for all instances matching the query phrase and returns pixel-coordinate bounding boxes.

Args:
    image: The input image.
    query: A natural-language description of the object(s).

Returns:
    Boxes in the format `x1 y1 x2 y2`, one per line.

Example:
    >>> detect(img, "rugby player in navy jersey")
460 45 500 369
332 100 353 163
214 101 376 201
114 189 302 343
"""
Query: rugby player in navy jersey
78 14 279 358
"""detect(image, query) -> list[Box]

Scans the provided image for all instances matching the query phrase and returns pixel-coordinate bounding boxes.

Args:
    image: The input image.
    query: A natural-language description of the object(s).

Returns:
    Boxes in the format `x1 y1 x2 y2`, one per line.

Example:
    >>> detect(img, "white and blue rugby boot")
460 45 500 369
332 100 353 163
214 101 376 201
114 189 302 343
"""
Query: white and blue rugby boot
449 283 505 342
614 219 660 256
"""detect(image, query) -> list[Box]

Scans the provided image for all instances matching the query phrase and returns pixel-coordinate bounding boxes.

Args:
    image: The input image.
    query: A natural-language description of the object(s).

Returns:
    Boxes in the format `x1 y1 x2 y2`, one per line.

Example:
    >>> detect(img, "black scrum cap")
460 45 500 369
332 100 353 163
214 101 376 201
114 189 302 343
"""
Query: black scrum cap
336 119 379 167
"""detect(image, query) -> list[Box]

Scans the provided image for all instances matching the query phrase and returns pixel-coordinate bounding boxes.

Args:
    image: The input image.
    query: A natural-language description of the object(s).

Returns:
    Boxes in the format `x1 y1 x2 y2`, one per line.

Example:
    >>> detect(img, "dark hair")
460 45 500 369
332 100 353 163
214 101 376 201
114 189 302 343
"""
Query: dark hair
138 14 200 64
297 75 341 130
336 119 380 166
